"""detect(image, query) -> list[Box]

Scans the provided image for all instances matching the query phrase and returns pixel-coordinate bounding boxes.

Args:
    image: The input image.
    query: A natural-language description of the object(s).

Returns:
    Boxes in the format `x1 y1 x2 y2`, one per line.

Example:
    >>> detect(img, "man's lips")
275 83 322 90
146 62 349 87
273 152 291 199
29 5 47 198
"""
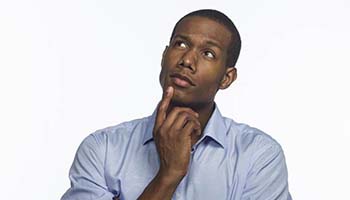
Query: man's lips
170 73 195 87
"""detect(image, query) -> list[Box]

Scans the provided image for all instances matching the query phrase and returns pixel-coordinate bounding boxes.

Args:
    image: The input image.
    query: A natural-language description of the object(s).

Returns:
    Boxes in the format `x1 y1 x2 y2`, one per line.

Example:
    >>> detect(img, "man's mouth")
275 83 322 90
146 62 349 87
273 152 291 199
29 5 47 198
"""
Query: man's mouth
169 73 195 88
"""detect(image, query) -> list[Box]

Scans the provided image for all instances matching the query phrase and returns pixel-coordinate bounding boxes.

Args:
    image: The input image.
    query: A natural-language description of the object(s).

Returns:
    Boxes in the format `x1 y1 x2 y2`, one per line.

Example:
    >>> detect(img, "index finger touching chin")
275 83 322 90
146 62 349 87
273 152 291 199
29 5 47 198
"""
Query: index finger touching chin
155 86 174 130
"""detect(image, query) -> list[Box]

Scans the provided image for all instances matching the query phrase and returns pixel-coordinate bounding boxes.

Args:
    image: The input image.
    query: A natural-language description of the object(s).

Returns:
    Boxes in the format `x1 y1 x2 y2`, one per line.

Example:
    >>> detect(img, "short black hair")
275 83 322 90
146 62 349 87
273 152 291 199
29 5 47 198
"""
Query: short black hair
170 9 241 68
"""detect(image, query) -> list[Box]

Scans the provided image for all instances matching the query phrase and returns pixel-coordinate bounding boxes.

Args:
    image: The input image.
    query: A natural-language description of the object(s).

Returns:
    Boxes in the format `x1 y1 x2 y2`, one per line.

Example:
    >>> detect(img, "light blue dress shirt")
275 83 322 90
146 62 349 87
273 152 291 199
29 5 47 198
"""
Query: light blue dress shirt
61 104 292 200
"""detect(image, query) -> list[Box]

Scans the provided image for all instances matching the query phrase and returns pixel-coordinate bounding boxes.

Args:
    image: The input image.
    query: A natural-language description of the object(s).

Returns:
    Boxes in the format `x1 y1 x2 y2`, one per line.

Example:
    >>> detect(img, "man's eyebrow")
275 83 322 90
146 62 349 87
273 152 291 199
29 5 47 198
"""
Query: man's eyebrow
205 40 223 50
172 35 190 42
173 34 223 50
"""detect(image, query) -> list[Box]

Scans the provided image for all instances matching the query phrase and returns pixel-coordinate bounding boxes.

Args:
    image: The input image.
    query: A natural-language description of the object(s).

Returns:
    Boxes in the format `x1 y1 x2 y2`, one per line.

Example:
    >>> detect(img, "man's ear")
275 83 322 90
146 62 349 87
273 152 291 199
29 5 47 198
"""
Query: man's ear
161 46 169 66
219 67 237 90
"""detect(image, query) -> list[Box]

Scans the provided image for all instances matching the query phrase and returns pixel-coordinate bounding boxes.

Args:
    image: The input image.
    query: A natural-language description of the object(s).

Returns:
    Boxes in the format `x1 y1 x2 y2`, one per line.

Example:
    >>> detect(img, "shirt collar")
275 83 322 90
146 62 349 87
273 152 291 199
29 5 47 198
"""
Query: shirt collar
200 103 227 148
143 103 227 149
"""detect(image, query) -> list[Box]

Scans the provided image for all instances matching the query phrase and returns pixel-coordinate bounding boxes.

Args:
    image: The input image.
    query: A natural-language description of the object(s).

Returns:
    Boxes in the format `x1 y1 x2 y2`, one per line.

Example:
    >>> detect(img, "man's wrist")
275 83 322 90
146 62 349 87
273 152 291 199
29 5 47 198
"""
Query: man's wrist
137 169 184 200
156 169 185 188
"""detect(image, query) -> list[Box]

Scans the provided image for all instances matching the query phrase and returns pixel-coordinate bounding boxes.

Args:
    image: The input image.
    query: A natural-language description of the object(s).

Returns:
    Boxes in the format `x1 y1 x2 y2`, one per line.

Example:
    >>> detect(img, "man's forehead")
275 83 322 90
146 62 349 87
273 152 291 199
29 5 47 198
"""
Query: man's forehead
172 16 232 49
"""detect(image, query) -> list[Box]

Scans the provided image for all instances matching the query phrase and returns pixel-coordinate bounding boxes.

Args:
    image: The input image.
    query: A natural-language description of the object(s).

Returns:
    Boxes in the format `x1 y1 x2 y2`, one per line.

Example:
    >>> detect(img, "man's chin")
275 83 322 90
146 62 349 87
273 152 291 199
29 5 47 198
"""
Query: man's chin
169 98 202 109
170 99 191 107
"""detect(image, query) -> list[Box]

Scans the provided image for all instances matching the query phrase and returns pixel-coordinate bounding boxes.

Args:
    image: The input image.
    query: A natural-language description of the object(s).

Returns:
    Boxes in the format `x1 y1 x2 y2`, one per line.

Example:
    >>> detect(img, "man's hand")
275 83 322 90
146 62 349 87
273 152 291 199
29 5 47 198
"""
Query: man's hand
137 86 201 200
153 86 201 180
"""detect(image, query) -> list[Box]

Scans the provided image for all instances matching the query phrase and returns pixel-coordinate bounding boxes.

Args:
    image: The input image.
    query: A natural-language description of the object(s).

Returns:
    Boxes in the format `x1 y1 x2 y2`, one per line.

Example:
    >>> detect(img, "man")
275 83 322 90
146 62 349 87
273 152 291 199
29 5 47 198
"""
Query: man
62 9 292 200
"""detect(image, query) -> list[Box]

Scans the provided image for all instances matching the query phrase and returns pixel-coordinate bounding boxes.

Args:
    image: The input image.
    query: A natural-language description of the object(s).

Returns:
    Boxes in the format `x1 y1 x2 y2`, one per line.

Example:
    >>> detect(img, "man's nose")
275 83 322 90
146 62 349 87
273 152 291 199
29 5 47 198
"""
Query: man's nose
178 49 197 72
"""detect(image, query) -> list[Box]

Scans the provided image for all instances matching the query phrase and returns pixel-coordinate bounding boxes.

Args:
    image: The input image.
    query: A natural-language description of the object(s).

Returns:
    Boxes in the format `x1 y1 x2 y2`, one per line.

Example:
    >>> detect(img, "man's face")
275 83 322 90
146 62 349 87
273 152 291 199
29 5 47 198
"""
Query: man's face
159 16 236 108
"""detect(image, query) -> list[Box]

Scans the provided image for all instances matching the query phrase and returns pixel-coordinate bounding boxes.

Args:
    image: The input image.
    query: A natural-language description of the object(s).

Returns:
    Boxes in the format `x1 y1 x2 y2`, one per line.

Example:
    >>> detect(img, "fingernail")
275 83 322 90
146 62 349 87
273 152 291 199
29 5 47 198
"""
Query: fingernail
166 87 172 96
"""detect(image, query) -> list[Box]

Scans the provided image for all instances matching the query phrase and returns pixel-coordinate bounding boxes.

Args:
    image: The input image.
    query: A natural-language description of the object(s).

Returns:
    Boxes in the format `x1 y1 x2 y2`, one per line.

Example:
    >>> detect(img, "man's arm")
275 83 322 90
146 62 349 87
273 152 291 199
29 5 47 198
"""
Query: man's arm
242 143 292 200
61 134 115 200
138 86 201 200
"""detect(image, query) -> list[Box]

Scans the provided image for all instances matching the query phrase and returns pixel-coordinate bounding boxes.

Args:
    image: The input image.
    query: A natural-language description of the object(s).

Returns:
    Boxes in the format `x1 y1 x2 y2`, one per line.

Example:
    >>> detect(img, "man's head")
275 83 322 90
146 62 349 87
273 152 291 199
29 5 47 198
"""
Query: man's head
170 9 241 68
159 9 241 109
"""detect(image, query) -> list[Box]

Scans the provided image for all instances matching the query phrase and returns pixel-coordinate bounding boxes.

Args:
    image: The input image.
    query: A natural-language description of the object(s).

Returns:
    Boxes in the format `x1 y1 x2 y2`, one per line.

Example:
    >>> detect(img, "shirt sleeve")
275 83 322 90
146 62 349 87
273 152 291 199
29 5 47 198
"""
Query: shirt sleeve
61 133 115 200
242 143 292 200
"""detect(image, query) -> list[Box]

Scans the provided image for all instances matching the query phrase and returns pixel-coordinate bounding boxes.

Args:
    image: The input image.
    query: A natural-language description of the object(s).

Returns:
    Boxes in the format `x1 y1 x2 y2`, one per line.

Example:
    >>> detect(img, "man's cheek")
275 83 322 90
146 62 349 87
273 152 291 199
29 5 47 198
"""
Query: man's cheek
159 70 166 86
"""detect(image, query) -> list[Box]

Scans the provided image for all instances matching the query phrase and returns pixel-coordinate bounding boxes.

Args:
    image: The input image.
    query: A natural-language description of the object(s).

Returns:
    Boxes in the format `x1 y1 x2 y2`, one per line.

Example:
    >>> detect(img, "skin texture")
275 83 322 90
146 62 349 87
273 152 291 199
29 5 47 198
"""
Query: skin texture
137 16 237 200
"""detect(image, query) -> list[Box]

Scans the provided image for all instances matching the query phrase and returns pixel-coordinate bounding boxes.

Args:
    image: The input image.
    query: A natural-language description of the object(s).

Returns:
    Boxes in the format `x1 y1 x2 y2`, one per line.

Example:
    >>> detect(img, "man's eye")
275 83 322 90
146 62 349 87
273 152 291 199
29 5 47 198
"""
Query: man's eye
175 41 187 48
204 51 215 59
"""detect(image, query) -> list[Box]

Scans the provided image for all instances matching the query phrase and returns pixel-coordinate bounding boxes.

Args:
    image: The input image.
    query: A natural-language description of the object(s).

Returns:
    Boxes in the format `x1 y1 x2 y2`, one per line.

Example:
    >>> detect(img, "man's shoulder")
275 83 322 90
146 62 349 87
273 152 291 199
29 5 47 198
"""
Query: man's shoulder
87 114 153 144
222 116 282 152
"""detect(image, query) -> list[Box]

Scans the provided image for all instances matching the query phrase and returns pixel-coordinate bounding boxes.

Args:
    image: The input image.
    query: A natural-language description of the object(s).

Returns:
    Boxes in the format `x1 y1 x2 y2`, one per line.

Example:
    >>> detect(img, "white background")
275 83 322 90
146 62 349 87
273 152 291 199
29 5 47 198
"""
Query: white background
0 0 349 199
